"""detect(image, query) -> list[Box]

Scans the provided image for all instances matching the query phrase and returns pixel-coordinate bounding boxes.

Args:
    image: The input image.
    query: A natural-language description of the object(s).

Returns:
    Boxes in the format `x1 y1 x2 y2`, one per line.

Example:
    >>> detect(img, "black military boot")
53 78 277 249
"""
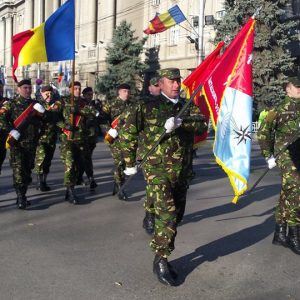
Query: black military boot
118 187 128 201
42 174 51 191
88 177 97 191
153 255 177 286
16 188 28 210
143 211 155 235
65 186 79 204
287 226 300 255
112 181 119 195
36 174 49 192
272 223 287 246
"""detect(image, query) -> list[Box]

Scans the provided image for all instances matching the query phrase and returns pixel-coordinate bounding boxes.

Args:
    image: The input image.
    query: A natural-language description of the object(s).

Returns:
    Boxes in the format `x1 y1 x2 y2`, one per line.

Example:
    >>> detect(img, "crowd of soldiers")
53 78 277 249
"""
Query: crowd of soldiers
3 67 300 287
0 68 208 286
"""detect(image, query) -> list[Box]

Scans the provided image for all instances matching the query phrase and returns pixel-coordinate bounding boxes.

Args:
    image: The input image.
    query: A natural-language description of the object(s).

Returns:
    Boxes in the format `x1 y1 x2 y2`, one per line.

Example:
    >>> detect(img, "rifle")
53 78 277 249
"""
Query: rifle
5 102 37 148
246 128 300 195
118 83 203 197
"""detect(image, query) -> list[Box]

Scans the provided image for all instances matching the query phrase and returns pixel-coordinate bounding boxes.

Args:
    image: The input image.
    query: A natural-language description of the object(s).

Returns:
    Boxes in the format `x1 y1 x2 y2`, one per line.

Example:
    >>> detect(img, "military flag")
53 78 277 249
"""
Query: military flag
144 5 186 35
202 17 256 203
182 41 225 147
12 0 75 82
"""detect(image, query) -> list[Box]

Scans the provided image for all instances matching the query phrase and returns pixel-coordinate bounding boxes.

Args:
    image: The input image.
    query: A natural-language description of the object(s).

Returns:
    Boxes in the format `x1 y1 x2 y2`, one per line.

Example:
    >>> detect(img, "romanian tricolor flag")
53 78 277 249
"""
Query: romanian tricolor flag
144 5 186 35
12 0 75 82
202 17 256 203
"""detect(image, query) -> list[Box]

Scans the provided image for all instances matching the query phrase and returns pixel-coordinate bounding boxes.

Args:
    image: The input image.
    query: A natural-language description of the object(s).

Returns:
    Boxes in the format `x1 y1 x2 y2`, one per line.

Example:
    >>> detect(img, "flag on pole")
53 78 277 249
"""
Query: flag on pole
202 17 256 203
57 63 63 83
182 41 225 147
144 5 186 35
12 0 75 82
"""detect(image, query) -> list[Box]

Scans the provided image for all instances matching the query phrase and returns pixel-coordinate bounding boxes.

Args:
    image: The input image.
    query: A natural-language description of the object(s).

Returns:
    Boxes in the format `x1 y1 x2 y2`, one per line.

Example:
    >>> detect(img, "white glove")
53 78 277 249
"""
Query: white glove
266 155 276 169
164 117 183 133
124 166 138 176
108 128 118 138
33 103 45 114
9 129 21 141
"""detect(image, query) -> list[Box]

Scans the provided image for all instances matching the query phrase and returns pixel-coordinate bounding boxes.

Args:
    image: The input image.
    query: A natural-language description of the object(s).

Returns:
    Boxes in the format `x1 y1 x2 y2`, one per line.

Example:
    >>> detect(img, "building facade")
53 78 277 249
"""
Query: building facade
0 0 298 96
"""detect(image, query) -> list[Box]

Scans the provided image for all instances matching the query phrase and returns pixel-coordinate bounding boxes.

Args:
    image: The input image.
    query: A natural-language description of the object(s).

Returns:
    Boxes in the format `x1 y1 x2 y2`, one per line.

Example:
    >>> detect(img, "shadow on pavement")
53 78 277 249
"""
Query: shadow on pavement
180 183 280 226
173 213 275 286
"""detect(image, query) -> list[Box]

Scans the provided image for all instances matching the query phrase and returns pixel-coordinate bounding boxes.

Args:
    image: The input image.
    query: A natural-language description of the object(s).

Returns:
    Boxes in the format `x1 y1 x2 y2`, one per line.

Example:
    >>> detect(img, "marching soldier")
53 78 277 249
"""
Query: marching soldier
77 86 99 190
34 85 62 191
0 81 8 175
141 76 161 235
102 83 136 200
257 74 300 255
119 68 207 286
0 79 46 209
58 81 96 204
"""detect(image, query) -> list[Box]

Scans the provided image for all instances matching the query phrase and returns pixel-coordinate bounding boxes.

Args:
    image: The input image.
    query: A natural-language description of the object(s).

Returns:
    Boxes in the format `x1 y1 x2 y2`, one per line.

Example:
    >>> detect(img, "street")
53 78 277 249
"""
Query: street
0 137 299 300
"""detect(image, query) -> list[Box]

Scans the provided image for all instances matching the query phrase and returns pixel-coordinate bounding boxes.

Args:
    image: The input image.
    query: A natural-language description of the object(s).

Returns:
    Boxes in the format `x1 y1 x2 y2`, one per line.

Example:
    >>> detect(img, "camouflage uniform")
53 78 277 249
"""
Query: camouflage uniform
77 99 102 185
0 96 42 202
119 94 207 257
102 96 136 185
58 96 96 188
0 96 8 174
34 99 62 178
257 96 300 226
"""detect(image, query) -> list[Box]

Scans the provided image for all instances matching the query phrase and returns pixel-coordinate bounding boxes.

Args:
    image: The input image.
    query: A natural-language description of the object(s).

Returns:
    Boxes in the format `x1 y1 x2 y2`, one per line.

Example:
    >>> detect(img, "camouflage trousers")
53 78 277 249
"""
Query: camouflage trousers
34 142 56 175
60 140 90 186
144 165 188 258
0 131 7 173
10 144 36 190
110 142 126 184
77 141 96 180
276 151 300 226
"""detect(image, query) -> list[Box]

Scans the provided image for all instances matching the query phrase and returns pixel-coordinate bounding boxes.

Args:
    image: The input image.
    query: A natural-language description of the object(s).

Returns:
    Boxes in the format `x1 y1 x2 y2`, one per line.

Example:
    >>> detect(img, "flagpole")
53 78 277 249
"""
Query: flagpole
118 83 203 197
69 59 75 140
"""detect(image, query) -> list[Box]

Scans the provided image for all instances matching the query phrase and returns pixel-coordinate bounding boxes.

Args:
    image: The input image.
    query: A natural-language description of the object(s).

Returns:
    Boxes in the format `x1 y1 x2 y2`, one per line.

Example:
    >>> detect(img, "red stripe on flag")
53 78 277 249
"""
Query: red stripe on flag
12 30 34 82
144 15 166 34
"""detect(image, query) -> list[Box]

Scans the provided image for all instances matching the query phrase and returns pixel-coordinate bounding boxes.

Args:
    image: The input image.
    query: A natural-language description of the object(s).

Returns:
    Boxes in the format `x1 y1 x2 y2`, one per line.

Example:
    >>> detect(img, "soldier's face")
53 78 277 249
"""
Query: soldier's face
83 91 93 102
159 77 181 99
286 83 300 99
70 86 81 97
18 84 32 99
41 91 52 102
118 88 130 101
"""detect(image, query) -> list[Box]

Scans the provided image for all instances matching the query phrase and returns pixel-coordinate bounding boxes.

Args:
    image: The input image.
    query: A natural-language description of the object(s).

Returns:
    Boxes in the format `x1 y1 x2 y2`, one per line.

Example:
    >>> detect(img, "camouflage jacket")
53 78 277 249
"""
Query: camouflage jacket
102 97 136 129
0 96 42 147
57 96 96 143
119 95 207 170
37 99 63 144
257 96 300 159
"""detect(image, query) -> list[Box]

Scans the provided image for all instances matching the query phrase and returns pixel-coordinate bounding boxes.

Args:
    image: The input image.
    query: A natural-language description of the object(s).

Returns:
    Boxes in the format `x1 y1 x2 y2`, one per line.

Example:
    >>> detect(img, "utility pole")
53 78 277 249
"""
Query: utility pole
198 0 205 64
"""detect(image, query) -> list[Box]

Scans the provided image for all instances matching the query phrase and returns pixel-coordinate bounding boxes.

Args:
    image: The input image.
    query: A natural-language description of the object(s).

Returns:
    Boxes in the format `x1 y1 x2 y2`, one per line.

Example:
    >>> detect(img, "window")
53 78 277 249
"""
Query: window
151 0 160 5
170 25 179 45
215 10 225 20
88 49 96 58
151 34 160 47
292 0 300 16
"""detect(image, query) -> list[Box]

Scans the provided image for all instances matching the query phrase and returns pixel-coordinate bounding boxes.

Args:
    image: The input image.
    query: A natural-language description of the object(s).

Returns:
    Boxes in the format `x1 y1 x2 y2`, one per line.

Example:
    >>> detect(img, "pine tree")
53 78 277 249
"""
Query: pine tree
215 0 299 111
96 20 147 98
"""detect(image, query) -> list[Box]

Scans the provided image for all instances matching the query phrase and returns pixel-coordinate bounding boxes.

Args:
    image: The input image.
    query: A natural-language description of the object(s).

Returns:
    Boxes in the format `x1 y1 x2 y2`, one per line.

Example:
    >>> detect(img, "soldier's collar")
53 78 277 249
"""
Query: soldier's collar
161 92 179 104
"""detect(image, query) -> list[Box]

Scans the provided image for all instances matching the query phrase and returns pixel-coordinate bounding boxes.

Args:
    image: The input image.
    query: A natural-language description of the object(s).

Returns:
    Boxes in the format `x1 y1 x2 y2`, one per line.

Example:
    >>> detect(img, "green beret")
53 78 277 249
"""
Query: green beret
150 77 159 86
117 83 131 90
159 68 181 80
288 76 300 87
17 79 31 87
41 85 53 92
82 87 93 94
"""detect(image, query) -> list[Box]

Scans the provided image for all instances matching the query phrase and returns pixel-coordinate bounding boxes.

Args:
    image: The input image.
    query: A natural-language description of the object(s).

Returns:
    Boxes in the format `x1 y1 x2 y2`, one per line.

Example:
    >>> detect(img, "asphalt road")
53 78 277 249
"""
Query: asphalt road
0 137 299 300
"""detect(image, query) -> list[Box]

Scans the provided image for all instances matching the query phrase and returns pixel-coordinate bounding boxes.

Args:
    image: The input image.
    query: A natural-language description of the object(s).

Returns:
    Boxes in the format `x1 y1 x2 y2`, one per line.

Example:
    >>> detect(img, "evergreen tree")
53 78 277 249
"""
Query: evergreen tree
96 20 147 98
215 0 299 110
